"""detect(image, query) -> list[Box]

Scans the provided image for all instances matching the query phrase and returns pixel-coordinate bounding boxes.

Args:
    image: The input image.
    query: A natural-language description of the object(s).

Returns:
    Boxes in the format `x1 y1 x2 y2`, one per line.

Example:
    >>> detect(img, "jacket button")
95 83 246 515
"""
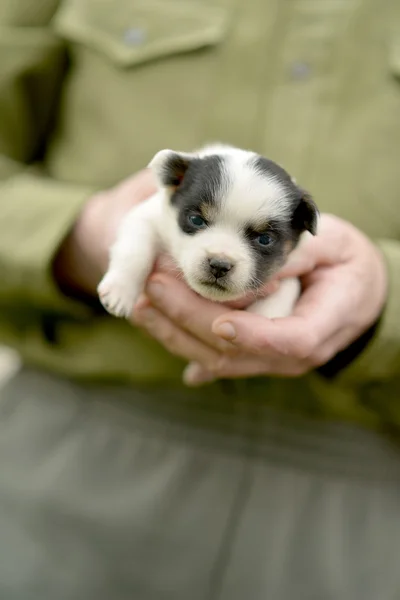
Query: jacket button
123 28 147 46
290 61 312 81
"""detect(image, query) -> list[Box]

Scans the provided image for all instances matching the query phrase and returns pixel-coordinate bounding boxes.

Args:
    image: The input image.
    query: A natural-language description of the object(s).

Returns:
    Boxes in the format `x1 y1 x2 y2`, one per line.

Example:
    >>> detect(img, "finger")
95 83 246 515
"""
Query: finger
134 306 221 369
293 268 353 332
212 270 352 359
115 168 156 200
135 293 151 311
184 352 305 385
186 318 360 387
183 362 218 387
307 323 360 367
211 310 317 359
149 264 281 313
186 326 354 385
276 218 352 280
183 359 266 386
153 253 182 276
144 274 237 354
223 280 280 309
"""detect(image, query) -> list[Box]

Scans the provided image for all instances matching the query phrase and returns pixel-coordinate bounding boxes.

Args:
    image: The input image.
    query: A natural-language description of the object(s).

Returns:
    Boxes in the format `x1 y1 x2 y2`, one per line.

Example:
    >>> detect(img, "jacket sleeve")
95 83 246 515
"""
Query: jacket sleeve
0 5 188 385
320 239 400 385
0 5 96 317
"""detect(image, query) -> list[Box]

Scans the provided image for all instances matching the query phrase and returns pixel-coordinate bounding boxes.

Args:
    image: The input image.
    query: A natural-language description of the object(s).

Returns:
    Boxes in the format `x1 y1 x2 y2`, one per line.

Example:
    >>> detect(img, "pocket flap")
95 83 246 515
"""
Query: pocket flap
53 0 228 68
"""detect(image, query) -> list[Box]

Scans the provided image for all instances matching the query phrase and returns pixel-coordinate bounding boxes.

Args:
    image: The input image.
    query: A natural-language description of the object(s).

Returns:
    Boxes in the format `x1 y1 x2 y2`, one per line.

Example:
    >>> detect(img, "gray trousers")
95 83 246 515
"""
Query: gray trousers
0 368 400 600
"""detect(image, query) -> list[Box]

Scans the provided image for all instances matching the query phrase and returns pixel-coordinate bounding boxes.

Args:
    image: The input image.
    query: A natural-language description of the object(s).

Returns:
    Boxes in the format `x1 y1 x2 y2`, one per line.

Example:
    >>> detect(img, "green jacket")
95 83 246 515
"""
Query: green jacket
1 0 400 429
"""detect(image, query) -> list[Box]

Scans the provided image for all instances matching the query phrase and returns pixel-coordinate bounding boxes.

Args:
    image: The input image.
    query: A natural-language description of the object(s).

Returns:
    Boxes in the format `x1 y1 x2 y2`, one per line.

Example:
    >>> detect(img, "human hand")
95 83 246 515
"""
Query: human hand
53 170 157 297
135 214 388 385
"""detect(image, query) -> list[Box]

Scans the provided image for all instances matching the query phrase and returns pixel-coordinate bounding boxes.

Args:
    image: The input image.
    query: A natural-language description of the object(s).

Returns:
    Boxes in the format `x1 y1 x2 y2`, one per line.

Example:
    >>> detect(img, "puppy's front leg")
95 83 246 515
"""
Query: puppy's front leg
246 277 301 319
98 194 161 318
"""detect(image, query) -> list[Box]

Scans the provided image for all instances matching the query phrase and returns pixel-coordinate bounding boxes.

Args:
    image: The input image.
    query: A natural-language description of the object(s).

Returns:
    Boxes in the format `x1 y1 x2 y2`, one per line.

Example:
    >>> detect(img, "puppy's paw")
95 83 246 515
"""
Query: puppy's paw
98 272 140 318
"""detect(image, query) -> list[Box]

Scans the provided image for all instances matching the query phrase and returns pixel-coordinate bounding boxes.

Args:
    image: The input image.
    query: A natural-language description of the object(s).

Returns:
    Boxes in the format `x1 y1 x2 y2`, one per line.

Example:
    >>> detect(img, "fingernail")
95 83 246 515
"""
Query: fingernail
214 322 236 341
147 282 163 300
183 363 215 387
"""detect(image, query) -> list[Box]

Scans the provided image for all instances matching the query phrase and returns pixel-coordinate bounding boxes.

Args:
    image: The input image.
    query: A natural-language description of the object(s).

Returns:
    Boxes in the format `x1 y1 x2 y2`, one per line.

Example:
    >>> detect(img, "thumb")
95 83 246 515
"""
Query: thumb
277 215 354 280
276 234 320 280
211 311 306 357
212 272 345 357
277 233 346 280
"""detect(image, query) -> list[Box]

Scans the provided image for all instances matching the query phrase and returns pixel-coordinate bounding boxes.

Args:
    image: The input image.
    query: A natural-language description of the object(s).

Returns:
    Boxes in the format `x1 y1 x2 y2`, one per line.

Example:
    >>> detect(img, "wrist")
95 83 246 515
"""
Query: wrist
317 238 388 379
53 169 157 302
53 192 108 299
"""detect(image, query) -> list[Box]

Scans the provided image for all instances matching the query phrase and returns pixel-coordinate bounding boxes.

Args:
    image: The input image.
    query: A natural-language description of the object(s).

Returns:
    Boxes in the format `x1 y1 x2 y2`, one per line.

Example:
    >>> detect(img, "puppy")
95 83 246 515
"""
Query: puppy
98 144 318 322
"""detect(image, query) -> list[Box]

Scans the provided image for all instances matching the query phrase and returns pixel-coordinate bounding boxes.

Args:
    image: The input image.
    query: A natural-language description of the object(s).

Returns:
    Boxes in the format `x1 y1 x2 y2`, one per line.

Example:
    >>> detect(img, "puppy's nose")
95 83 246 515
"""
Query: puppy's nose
208 257 233 279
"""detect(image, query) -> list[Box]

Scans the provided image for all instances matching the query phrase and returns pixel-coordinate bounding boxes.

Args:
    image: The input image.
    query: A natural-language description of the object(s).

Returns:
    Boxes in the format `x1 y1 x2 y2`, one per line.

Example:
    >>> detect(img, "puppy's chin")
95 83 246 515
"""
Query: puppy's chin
184 275 247 303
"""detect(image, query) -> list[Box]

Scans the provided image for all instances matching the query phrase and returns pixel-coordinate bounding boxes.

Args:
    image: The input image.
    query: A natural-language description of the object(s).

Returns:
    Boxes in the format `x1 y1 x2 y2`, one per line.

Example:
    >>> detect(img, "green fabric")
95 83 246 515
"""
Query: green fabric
0 0 400 428
0 172 94 310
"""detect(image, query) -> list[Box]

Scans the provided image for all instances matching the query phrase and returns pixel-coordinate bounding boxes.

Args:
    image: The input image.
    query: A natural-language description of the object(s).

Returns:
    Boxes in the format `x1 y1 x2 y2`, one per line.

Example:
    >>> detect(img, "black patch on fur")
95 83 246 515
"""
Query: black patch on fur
250 155 318 235
251 156 296 188
245 154 319 288
160 154 191 187
291 190 319 235
170 155 227 234
245 219 301 288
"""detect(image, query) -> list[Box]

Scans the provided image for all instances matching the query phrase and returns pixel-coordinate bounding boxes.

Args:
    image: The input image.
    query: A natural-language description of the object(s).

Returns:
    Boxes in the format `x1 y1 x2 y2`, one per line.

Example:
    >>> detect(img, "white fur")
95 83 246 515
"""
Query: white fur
98 194 162 318
222 155 292 224
196 145 292 223
98 145 301 321
246 277 301 319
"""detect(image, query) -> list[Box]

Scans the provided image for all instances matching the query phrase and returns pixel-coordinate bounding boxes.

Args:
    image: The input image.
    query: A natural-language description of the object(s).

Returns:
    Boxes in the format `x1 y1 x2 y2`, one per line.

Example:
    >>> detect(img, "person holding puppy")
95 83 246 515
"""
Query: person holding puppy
0 0 399 598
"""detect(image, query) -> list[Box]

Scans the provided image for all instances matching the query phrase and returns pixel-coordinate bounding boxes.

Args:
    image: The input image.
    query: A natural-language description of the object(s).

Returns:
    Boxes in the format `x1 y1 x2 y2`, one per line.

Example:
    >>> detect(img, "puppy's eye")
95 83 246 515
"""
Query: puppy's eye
189 214 207 229
255 233 273 246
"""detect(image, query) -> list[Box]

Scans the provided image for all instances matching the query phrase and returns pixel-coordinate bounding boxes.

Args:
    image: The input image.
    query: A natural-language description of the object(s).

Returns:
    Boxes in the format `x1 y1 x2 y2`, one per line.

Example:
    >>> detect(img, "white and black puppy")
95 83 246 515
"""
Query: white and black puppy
98 144 318 320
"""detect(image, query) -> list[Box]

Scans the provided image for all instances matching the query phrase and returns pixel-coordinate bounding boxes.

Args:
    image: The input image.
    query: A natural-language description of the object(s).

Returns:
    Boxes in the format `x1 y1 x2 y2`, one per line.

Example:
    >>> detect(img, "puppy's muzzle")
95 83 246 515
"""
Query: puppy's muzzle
208 257 234 279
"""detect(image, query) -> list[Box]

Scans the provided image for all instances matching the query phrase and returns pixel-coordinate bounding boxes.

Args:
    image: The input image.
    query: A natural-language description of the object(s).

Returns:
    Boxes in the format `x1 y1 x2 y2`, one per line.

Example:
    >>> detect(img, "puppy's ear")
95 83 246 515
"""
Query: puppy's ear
291 189 319 235
148 149 194 190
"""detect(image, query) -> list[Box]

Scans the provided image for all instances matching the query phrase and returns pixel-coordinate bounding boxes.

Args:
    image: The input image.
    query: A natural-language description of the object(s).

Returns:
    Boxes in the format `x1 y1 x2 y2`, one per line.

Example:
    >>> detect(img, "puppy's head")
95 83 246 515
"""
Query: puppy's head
150 146 318 302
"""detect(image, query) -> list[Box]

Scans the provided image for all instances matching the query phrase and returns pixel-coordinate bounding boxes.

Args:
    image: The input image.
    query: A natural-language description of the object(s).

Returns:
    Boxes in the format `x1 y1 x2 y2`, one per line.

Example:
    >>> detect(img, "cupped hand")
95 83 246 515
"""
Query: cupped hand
134 214 388 385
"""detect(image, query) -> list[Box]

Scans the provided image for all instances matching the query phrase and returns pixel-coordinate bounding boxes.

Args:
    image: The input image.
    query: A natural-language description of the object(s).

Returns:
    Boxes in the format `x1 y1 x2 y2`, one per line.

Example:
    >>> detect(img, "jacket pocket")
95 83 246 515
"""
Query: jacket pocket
52 0 228 68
